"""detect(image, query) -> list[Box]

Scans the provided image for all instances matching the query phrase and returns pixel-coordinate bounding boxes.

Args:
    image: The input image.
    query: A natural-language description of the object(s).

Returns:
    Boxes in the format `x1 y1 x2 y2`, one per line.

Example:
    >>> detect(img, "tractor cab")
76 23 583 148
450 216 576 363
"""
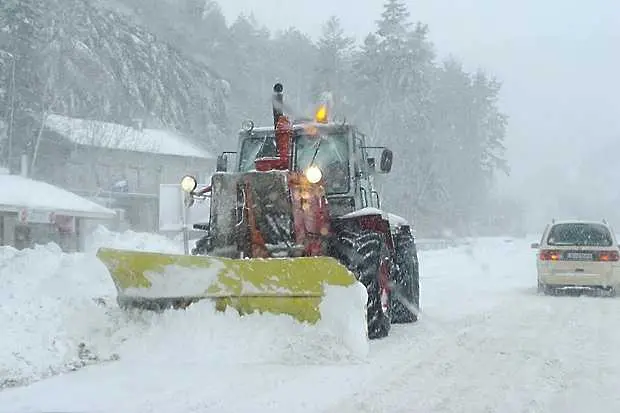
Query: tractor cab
217 116 394 218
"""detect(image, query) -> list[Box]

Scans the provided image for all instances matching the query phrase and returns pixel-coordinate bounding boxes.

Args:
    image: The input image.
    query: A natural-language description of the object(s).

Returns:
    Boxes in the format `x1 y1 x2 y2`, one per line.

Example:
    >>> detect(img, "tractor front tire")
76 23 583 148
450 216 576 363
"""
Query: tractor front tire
332 229 391 339
391 230 420 323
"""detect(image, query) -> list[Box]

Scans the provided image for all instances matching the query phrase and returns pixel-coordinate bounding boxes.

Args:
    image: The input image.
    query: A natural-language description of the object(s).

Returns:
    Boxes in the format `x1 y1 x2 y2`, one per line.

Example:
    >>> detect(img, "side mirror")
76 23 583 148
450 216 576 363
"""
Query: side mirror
379 148 393 173
367 157 376 172
531 242 540 249
216 154 228 172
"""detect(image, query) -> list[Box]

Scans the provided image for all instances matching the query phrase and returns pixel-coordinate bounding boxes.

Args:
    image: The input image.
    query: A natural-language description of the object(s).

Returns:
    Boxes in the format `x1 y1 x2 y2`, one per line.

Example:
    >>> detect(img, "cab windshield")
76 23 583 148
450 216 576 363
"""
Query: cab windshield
294 132 349 194
238 135 277 171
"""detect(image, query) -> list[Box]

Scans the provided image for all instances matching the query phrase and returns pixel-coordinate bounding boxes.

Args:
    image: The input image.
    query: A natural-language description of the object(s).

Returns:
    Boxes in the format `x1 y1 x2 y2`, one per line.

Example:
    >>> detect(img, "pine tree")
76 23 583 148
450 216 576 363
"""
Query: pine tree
227 14 274 123
350 33 381 130
352 0 437 222
471 70 509 177
376 0 411 47
271 28 317 117
201 1 229 42
0 0 44 101
430 58 481 230
424 57 508 232
311 16 354 117
0 0 46 169
182 0 205 21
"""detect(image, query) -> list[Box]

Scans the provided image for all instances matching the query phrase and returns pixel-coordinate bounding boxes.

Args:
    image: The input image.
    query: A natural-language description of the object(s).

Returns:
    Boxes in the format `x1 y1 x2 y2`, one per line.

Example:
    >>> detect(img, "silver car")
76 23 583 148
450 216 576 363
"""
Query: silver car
532 220 620 295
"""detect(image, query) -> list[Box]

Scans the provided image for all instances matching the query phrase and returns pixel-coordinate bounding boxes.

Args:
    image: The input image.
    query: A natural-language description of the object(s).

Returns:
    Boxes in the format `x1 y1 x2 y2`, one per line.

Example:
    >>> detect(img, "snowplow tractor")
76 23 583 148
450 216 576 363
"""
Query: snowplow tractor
97 83 420 340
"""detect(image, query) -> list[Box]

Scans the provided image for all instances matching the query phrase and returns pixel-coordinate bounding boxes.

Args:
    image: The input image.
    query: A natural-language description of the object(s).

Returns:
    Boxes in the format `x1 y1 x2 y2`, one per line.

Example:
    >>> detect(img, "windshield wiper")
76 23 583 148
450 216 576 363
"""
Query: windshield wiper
308 136 323 168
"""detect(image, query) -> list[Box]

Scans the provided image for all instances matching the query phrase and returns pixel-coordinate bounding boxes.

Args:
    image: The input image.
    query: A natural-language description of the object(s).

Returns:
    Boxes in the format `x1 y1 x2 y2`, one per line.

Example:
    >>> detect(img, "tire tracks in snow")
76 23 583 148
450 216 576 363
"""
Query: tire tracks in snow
323 291 620 413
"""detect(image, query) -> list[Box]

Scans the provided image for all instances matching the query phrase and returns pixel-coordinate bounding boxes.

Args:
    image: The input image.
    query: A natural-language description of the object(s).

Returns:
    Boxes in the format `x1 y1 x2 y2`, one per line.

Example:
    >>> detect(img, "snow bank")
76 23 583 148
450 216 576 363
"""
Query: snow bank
119 299 368 368
317 283 369 358
1 227 369 388
0 243 125 388
84 225 184 254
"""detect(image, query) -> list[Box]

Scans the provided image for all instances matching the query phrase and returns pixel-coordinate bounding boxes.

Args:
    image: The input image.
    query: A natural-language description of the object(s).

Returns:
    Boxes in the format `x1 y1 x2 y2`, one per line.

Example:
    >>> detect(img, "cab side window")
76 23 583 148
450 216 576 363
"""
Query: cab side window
257 136 277 158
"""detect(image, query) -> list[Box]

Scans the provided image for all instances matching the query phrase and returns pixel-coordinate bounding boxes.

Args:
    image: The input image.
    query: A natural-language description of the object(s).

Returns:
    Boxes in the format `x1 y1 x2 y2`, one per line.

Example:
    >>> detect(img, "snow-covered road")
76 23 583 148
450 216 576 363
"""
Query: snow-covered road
2 231 620 413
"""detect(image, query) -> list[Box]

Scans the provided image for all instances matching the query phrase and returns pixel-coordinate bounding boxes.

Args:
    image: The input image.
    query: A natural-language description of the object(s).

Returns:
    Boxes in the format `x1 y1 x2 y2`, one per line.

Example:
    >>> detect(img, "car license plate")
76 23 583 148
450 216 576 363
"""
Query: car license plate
566 252 593 260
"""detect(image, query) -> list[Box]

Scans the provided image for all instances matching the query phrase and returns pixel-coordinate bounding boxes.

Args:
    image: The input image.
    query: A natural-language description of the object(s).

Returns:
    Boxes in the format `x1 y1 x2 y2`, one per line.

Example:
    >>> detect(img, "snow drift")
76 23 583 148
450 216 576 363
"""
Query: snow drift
1 227 369 388
0 243 123 388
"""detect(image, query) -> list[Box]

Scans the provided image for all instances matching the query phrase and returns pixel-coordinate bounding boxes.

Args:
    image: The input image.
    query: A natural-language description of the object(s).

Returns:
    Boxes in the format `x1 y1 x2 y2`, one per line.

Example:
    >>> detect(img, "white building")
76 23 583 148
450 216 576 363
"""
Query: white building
0 172 116 251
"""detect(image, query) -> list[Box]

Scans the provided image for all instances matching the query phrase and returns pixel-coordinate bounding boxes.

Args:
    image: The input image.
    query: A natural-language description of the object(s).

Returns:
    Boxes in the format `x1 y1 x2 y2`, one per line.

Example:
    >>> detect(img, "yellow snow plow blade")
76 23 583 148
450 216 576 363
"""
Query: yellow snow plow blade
96 247 358 324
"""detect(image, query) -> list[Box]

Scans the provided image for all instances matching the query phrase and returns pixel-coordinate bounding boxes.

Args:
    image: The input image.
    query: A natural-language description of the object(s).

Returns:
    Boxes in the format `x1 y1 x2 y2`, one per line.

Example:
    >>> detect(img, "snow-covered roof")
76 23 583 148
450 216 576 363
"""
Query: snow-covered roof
0 174 116 220
45 114 213 159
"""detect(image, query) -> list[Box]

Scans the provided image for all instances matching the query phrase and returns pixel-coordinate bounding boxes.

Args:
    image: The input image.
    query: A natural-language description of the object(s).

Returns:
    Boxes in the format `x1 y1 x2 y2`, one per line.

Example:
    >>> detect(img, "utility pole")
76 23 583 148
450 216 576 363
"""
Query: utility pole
0 50 16 171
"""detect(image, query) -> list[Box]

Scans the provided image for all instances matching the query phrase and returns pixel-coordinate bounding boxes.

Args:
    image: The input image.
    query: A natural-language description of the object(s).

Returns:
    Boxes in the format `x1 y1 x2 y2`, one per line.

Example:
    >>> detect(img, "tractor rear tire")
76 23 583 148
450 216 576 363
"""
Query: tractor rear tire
332 229 391 339
391 230 420 323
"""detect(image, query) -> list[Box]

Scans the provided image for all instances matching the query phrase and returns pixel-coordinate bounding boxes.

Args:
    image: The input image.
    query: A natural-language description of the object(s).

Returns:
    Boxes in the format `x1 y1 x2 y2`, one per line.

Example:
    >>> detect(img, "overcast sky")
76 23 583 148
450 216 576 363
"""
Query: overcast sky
219 0 620 228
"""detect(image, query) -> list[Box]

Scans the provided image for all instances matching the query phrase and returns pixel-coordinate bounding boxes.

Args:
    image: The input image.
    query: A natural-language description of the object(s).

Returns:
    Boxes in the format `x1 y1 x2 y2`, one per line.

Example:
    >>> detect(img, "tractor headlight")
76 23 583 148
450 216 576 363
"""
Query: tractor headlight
305 165 322 184
180 175 197 193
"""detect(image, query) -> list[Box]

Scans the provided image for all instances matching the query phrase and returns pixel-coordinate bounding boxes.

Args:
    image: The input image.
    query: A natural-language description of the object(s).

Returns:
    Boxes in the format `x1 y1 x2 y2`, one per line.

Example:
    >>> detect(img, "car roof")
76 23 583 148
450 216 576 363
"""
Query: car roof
548 219 611 227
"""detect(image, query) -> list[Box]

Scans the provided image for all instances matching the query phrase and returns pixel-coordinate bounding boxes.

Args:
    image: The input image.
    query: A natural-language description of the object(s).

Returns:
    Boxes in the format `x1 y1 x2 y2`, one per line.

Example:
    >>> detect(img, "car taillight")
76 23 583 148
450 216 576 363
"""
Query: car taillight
539 250 561 261
598 251 620 262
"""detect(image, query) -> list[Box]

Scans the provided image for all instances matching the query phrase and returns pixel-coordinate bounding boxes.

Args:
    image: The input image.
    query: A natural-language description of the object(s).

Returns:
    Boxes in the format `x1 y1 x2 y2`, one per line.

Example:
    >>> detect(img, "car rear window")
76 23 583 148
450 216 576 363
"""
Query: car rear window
547 223 613 247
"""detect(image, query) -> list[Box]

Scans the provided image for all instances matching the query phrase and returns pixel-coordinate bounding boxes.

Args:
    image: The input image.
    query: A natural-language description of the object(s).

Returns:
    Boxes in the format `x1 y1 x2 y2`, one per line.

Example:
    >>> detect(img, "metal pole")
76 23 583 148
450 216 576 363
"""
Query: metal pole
0 50 15 170
181 190 190 255
8 55 15 171
182 210 190 255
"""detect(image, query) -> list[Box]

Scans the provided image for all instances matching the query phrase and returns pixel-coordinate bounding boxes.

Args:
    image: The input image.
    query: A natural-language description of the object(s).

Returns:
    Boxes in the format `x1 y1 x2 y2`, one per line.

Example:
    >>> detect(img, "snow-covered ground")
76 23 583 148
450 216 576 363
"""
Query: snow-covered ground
2 231 620 412
0 226 186 389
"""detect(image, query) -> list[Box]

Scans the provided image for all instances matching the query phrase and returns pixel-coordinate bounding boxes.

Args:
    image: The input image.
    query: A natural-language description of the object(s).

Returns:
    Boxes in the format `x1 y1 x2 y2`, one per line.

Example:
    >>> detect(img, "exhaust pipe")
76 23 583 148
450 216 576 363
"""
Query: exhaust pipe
272 83 284 129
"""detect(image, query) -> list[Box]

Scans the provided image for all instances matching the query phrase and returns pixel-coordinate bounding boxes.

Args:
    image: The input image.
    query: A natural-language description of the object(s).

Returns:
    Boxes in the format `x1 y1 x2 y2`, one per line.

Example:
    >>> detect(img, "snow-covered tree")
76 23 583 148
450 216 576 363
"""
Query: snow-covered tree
311 16 354 117
351 0 437 222
271 28 318 118
0 0 45 167
419 57 510 232
0 0 230 171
